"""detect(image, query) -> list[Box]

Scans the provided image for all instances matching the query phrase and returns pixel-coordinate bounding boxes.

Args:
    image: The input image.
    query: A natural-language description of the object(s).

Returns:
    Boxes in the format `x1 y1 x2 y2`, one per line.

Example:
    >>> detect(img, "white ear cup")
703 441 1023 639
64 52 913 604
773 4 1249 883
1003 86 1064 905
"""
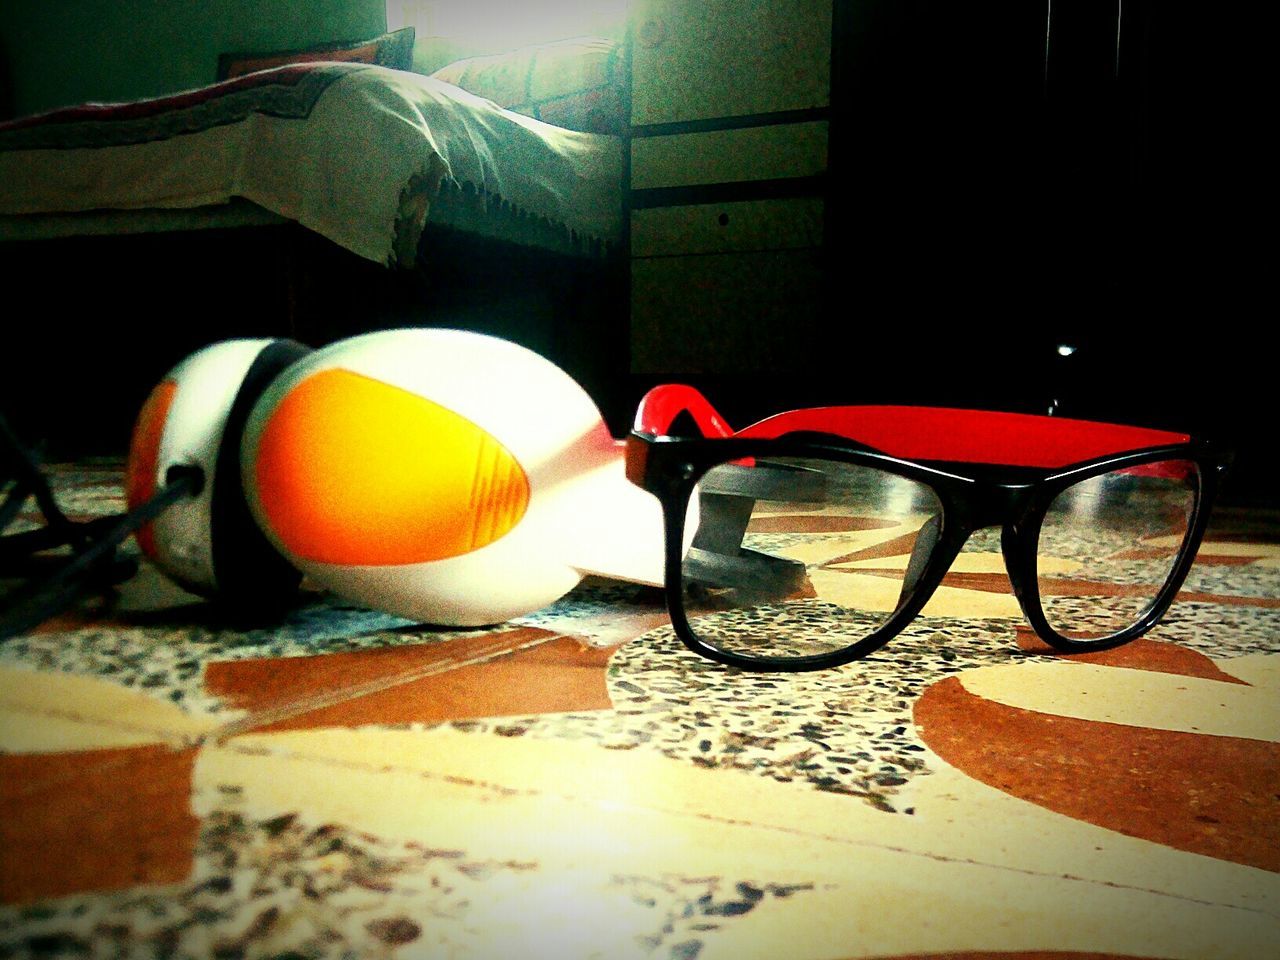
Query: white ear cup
129 329 667 625
125 338 312 604
240 328 666 626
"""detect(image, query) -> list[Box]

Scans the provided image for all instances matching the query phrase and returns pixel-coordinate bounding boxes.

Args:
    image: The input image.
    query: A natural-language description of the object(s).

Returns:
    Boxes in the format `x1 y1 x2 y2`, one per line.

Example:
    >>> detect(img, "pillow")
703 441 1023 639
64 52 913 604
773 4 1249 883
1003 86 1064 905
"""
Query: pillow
217 27 415 81
429 37 624 134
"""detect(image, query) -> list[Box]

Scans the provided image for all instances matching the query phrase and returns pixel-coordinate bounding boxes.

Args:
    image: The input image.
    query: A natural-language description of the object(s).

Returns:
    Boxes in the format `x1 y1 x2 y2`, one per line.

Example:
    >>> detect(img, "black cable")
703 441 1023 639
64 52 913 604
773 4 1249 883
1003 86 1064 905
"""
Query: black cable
1 414 80 544
0 516 119 573
0 466 202 643
0 478 32 533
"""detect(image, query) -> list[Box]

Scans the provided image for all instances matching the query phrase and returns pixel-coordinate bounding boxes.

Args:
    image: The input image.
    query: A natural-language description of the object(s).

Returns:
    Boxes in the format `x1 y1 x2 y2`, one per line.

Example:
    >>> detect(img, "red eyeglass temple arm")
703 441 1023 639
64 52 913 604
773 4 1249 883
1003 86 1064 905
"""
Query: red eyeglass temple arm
632 384 736 439
634 386 1190 469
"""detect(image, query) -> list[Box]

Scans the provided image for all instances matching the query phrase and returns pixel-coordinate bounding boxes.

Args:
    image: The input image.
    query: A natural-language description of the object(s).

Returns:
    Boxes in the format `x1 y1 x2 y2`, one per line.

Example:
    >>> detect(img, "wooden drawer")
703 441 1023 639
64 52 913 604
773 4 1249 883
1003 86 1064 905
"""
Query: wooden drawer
631 122 828 191
631 248 826 374
631 197 824 258
631 0 832 125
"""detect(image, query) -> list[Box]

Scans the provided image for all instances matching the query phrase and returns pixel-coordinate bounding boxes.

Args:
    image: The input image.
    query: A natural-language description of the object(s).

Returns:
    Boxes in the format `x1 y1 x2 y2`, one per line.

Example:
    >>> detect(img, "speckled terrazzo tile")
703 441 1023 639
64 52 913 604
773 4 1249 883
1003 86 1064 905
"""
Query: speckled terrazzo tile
447 615 1053 814
513 577 668 645
6 463 126 523
0 790 819 960
448 590 1279 818
1041 557 1178 588
957 528 1002 552
1150 601 1280 657
1036 593 1158 634
0 804 535 958
4 462 1277 959
42 472 127 517
0 586 487 717
1181 560 1280 599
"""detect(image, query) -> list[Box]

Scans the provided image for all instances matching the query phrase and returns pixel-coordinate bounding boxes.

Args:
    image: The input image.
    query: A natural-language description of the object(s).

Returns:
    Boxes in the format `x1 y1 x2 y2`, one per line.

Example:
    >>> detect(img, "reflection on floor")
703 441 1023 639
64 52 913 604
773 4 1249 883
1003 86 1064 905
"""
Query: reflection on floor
1 465 1277 958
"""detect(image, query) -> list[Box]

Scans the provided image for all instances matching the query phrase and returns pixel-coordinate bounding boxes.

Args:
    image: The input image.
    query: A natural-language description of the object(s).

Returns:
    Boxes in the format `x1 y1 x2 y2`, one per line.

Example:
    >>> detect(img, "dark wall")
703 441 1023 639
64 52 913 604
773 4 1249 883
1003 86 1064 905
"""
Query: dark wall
3 1 1266 504
0 0 388 117
633 0 1269 504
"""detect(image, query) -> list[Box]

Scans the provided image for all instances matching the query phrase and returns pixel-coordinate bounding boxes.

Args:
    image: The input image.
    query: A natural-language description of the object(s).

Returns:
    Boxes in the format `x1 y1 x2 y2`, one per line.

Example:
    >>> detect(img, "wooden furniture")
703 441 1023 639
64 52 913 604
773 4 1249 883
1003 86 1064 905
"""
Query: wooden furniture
627 0 834 376
623 0 1233 431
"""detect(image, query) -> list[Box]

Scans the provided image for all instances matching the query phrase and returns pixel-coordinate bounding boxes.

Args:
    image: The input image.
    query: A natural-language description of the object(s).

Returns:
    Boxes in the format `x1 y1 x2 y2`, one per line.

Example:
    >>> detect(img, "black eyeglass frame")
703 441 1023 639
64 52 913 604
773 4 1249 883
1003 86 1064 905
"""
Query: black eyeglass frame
627 430 1232 672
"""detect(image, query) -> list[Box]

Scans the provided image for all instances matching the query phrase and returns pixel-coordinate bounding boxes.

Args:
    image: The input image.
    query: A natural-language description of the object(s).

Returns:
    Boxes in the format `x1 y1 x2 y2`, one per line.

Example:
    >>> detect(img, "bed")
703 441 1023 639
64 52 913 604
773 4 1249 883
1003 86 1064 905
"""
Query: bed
0 59 624 263
0 26 632 451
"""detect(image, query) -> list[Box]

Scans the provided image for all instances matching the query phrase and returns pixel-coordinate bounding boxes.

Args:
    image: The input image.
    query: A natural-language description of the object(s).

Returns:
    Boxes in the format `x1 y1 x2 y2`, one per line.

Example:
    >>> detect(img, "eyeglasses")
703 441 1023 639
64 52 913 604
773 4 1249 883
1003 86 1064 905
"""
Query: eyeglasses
625 385 1232 672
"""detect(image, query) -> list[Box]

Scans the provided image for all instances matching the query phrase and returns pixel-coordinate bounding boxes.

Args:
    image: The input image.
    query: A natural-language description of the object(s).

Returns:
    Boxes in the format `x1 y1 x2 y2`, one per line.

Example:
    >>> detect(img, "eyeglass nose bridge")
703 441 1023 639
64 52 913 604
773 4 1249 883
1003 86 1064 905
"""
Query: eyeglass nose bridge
938 479 1043 610
983 483 1045 625
883 479 1035 624
939 476 1039 539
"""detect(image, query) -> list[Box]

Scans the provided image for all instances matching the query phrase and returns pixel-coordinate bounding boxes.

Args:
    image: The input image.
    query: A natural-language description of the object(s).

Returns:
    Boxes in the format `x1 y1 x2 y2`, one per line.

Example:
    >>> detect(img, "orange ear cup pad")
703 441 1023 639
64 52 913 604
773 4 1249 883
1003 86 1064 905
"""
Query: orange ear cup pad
253 368 531 567
124 379 178 561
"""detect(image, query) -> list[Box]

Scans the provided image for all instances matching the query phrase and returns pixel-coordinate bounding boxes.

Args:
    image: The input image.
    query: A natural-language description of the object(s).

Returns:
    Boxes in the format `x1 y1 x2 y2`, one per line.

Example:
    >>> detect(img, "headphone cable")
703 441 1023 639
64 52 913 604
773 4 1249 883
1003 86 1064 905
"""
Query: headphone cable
0 467 201 643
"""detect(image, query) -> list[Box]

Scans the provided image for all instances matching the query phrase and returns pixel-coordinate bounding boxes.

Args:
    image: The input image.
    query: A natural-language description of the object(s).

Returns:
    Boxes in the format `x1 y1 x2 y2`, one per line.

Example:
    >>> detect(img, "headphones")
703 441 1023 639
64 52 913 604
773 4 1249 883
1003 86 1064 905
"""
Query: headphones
123 328 670 626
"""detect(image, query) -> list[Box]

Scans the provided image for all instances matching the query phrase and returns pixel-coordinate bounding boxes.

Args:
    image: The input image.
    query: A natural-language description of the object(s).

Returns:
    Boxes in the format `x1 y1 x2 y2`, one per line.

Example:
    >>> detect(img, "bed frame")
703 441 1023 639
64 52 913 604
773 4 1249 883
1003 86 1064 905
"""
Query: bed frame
0 201 628 460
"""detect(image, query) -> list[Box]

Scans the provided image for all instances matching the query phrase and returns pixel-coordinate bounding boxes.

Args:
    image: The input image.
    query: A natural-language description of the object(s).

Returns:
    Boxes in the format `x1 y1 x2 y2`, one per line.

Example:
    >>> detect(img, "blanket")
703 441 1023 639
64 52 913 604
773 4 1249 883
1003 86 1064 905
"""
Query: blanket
0 63 623 266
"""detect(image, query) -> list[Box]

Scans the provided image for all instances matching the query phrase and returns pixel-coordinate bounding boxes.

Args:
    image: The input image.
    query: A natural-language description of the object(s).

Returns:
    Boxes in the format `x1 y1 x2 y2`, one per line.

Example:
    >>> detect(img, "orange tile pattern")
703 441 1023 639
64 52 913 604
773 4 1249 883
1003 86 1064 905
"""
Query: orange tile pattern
0 745 200 904
209 630 614 734
914 673 1280 871
1014 627 1251 684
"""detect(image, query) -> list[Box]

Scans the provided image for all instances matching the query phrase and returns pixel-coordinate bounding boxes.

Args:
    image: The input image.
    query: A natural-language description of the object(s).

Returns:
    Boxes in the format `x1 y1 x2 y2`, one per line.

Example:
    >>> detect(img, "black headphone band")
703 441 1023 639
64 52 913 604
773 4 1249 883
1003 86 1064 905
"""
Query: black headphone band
208 338 313 610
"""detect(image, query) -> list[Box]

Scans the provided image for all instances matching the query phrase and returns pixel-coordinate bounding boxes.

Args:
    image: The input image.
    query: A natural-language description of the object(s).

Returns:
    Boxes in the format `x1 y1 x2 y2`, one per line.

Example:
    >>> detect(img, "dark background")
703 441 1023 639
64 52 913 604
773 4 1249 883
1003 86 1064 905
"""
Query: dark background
630 0 1269 504
2 0 1270 505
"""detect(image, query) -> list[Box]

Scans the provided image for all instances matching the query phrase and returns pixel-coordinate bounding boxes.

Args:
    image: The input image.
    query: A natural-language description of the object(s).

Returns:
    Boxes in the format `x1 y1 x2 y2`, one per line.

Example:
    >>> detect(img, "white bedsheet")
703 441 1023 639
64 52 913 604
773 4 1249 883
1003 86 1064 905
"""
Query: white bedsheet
0 63 623 266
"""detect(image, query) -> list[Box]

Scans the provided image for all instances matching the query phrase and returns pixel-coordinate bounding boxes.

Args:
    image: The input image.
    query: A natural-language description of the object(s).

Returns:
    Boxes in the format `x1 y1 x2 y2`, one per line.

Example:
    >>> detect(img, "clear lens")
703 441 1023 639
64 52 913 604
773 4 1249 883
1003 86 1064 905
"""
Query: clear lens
1037 459 1198 640
678 457 944 661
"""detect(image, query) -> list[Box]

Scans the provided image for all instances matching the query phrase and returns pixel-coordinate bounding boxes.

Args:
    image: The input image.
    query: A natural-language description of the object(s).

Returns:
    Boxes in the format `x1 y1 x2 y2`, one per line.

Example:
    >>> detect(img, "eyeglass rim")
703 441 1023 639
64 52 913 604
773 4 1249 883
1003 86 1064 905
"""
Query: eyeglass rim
1014 447 1223 654
629 431 1230 671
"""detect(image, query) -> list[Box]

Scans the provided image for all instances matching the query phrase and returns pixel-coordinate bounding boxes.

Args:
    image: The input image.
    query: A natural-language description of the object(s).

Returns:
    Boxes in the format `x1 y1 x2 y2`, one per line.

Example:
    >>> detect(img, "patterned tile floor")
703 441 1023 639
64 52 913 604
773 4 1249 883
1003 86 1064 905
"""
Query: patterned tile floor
1 464 1277 959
